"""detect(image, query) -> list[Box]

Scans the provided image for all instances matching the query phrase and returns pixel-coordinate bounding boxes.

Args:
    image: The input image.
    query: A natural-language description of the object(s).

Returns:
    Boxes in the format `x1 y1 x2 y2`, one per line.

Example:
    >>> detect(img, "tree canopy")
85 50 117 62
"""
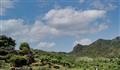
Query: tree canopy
0 35 16 50
19 42 31 55
0 35 16 60
19 42 30 50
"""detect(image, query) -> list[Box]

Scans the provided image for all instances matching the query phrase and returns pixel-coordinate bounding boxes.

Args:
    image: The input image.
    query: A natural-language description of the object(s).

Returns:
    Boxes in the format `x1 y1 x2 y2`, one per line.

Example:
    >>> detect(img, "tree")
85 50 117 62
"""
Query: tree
19 42 35 64
0 35 16 62
19 42 31 55
0 35 16 55
0 35 16 50
19 42 30 50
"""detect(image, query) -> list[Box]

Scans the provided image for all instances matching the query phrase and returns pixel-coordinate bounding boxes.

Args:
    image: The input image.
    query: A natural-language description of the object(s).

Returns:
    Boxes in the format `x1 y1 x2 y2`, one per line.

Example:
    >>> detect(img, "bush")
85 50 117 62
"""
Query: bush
9 55 28 67
76 57 93 62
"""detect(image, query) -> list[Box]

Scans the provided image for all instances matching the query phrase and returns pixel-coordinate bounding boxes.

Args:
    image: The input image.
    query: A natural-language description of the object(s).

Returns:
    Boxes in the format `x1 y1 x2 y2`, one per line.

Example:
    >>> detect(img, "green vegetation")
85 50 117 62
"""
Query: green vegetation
70 37 120 57
0 35 120 70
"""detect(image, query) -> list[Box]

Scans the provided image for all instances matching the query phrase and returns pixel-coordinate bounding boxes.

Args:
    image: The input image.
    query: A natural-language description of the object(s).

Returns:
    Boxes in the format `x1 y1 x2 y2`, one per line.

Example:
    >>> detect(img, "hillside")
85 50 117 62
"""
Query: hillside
0 35 120 70
70 36 120 57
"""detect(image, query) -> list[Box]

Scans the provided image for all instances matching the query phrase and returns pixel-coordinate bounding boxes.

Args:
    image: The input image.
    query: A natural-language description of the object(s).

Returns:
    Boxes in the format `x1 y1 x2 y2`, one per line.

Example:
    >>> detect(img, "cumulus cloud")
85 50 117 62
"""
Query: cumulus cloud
0 19 52 45
0 8 109 50
0 19 27 36
0 19 58 49
0 0 16 16
44 8 107 36
74 39 92 45
36 42 55 49
0 8 108 40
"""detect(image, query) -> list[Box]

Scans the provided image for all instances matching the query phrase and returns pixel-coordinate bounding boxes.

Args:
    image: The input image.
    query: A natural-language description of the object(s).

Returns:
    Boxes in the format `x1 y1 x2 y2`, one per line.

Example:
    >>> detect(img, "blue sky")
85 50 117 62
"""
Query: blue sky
0 0 120 52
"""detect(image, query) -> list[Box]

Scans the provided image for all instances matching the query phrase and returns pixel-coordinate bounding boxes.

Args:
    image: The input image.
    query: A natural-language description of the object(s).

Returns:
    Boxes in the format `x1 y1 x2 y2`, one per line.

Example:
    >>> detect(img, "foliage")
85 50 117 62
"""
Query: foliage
0 35 16 63
19 42 30 50
0 35 15 49
9 55 28 67
70 36 120 57
19 42 31 55
0 35 120 70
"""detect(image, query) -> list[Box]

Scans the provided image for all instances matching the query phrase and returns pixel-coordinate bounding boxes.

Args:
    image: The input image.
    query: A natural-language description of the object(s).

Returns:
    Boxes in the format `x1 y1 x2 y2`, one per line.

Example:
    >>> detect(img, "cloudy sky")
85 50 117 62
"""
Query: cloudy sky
0 0 119 52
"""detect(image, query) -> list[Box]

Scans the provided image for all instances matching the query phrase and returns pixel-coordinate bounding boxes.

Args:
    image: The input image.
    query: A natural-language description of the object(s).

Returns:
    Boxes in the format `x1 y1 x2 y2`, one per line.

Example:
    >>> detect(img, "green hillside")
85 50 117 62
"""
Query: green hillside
70 36 120 57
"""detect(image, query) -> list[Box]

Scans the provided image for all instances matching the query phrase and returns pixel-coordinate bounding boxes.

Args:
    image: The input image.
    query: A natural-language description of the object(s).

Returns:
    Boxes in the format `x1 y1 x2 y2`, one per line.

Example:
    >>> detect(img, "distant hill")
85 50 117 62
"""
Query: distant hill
70 36 120 57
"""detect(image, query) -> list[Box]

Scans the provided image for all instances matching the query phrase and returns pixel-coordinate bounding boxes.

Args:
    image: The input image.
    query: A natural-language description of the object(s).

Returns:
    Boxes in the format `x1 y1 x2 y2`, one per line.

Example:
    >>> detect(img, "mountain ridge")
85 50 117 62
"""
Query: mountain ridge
70 36 120 57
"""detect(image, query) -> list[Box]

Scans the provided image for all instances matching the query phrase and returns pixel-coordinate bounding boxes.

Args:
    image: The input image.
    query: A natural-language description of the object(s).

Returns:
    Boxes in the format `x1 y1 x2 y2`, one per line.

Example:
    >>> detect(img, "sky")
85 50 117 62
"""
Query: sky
0 0 120 52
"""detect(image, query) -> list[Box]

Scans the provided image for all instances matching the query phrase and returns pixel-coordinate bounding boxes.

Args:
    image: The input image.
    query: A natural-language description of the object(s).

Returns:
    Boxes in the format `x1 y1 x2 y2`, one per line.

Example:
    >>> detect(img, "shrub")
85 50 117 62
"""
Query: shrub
9 55 28 67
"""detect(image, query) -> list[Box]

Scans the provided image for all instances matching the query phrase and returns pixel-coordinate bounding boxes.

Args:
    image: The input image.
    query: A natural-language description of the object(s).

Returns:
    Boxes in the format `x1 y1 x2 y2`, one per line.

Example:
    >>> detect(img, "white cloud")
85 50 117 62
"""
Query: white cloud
91 0 117 11
74 39 92 45
0 8 109 50
36 42 55 49
79 0 85 4
78 0 117 11
0 0 16 16
44 8 107 36
0 8 108 39
0 19 53 46
0 19 58 50
89 23 109 33
29 20 61 39
0 19 27 36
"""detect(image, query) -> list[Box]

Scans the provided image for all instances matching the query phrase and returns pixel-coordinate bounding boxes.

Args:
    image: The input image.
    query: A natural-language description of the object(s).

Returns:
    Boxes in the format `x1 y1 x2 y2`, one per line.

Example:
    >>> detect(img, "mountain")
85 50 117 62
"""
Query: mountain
70 36 120 57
